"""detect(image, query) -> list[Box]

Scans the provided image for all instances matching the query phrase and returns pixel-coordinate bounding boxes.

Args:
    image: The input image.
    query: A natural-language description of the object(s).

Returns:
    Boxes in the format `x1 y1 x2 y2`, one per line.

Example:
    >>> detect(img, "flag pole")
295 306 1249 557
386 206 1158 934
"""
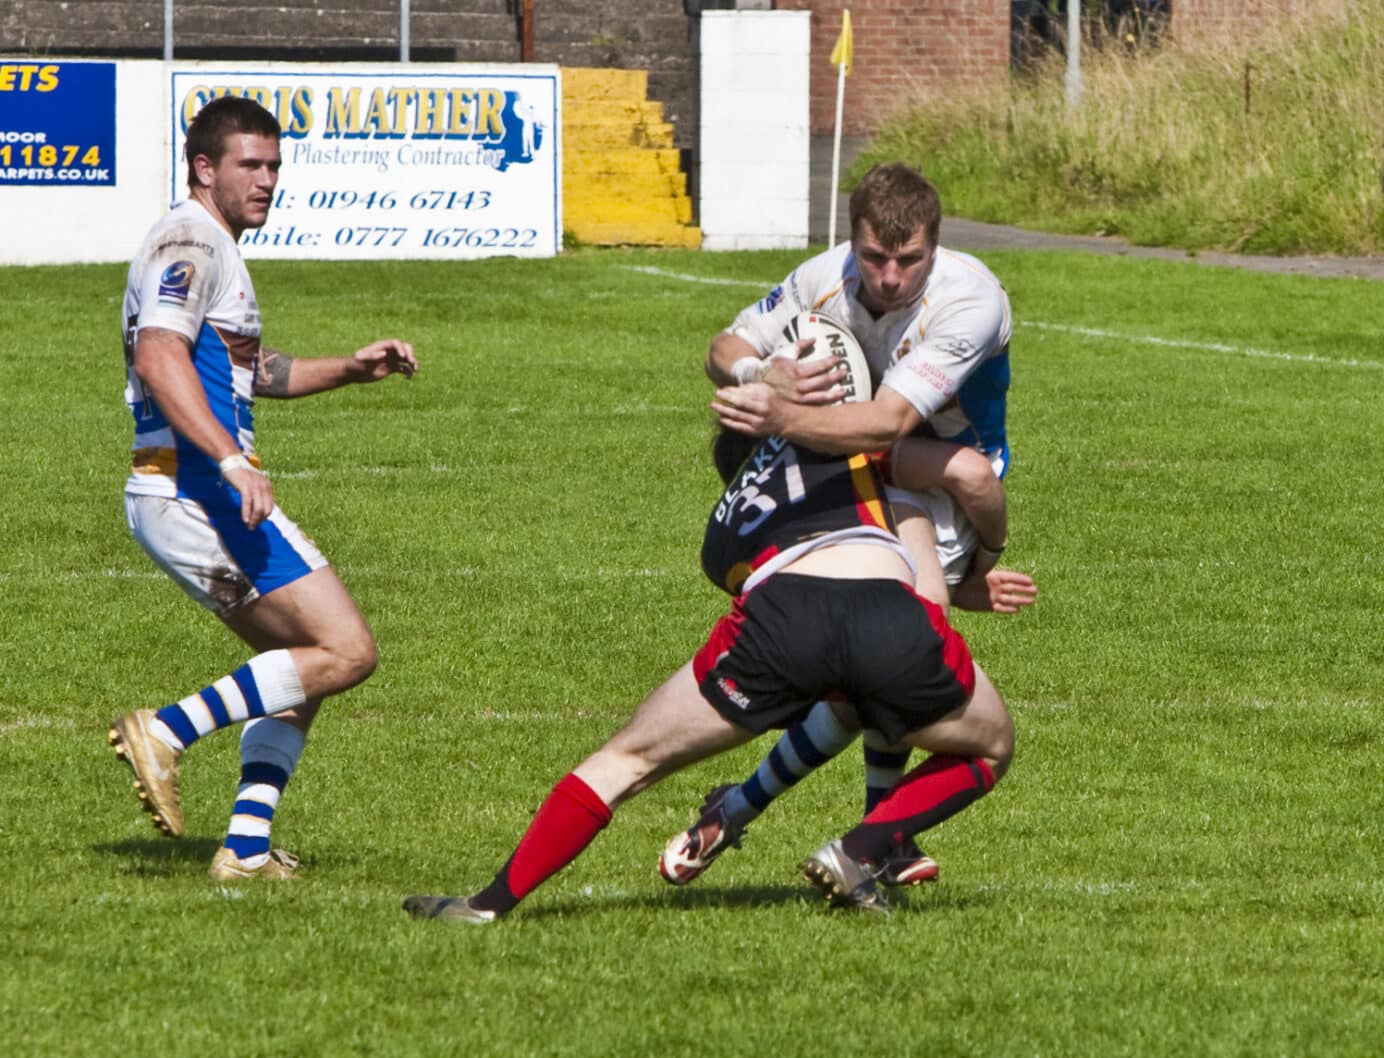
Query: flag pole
827 9 853 247
828 63 846 247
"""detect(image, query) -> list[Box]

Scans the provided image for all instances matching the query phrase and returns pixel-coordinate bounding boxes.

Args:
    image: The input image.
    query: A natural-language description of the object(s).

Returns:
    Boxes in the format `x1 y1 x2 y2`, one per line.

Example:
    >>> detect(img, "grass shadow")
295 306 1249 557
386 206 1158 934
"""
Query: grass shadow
92 837 223 876
395 881 1006 923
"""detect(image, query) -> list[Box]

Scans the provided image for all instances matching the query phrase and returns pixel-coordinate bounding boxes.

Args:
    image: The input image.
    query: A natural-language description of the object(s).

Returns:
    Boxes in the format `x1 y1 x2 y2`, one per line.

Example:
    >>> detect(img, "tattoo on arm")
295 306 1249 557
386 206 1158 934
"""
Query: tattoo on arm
256 348 294 396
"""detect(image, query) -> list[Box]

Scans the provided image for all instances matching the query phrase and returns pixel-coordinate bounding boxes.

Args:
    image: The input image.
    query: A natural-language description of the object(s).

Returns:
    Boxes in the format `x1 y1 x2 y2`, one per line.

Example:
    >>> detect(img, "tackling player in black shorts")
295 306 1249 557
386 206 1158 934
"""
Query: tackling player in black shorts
403 435 1014 919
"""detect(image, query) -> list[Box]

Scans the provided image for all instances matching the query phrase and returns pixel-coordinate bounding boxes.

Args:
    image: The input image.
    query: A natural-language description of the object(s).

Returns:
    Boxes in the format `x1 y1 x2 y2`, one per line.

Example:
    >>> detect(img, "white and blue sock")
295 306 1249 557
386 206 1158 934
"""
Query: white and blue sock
223 717 306 864
863 730 911 813
721 701 859 829
148 649 306 752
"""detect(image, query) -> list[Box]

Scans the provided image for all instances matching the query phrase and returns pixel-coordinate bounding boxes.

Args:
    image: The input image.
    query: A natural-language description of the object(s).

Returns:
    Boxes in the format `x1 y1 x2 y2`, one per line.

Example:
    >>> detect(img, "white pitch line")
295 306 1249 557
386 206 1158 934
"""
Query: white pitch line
622 265 1381 372
620 265 769 290
1023 320 1383 371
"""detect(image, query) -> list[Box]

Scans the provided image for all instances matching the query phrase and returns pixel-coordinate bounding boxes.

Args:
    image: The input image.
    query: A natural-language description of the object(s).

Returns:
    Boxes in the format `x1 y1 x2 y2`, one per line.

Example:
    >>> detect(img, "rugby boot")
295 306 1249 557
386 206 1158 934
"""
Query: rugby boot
402 895 498 923
108 709 184 838
659 783 746 885
209 847 301 881
801 839 890 914
877 837 940 886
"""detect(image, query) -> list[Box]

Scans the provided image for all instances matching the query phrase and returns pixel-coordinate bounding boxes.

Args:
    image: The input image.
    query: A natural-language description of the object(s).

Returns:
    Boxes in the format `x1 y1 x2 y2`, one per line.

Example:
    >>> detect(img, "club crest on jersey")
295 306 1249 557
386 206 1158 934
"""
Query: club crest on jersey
755 285 784 314
158 261 195 303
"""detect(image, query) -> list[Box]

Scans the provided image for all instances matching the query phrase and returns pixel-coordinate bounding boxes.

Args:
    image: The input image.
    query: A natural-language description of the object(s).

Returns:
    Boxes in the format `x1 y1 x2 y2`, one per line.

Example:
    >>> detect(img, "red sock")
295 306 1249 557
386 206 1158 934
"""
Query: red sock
840 755 996 865
473 773 613 913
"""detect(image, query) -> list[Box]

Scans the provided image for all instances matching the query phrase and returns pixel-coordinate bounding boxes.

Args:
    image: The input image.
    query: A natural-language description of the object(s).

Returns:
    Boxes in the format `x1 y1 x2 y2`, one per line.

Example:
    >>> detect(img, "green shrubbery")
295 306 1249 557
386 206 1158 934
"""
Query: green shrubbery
856 0 1384 254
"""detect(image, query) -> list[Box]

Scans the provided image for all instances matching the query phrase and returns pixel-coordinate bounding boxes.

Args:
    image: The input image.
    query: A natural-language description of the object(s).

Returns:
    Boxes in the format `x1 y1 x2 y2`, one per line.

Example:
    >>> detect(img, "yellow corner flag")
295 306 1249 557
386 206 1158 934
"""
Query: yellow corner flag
830 9 853 76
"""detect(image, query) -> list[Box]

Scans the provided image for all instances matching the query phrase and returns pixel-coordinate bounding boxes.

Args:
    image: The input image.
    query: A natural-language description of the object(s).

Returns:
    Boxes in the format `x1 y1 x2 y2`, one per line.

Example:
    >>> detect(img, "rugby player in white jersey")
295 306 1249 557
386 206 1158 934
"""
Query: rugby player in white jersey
404 434 1014 921
660 163 1031 889
108 96 417 880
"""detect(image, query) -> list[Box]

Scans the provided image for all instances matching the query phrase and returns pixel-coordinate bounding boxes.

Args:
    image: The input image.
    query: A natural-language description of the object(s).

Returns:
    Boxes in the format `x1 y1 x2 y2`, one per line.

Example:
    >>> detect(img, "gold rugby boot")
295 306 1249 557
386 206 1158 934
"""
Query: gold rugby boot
108 709 184 838
208 847 301 881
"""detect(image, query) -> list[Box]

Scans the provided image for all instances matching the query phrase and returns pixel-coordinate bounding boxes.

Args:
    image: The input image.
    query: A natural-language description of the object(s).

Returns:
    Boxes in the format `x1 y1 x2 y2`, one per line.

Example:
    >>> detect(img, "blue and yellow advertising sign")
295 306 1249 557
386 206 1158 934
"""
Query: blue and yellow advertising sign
0 61 116 186
171 66 561 259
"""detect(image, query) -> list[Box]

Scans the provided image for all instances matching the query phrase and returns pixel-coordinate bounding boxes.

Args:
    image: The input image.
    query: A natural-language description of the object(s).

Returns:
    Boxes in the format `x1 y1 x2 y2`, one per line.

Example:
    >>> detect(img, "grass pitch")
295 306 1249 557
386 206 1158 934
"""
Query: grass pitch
1 248 1381 1057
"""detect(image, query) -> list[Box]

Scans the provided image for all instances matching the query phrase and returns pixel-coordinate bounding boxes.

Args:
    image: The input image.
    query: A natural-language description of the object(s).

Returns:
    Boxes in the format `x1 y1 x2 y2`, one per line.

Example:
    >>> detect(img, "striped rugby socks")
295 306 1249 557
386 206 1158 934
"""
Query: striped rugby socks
862 730 911 814
223 717 306 863
720 700 859 830
147 649 306 752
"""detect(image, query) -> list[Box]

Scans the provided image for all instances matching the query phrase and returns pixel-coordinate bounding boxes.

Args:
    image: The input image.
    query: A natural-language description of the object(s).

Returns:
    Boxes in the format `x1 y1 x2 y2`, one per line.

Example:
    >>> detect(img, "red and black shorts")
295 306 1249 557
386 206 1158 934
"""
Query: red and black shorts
693 573 976 743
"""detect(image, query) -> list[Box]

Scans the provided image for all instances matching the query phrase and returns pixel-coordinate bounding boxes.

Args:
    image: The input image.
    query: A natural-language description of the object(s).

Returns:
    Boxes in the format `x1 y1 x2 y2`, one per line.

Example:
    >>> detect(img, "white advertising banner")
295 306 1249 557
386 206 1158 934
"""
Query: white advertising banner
170 63 561 260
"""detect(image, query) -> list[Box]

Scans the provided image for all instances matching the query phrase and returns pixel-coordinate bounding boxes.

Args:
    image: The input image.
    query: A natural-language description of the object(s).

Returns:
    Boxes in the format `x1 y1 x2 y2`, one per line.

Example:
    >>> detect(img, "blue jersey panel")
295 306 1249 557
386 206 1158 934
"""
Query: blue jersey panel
956 346 1010 475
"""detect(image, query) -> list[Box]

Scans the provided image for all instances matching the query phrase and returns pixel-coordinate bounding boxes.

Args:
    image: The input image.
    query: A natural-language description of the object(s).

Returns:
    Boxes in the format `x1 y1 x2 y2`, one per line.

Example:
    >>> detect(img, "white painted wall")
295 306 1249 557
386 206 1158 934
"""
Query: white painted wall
698 10 811 251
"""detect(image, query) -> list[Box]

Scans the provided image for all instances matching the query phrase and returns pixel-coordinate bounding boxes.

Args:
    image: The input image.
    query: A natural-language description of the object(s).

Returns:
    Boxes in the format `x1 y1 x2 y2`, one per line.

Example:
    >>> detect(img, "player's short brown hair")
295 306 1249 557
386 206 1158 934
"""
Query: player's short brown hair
185 96 281 190
848 163 941 249
711 425 756 485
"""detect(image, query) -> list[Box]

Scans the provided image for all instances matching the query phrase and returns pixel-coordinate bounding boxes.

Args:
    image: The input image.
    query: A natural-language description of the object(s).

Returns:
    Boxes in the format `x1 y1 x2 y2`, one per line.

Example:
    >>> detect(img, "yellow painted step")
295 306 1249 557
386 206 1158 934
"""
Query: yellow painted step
565 147 683 178
566 191 694 227
569 219 702 248
565 177 689 205
565 157 687 199
564 99 667 127
560 65 696 247
562 67 649 100
564 121 676 151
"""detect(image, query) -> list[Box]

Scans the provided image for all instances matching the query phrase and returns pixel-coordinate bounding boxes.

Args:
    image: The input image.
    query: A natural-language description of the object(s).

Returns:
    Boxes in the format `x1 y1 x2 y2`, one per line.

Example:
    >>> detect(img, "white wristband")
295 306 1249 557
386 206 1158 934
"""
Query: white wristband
218 453 254 477
731 357 769 385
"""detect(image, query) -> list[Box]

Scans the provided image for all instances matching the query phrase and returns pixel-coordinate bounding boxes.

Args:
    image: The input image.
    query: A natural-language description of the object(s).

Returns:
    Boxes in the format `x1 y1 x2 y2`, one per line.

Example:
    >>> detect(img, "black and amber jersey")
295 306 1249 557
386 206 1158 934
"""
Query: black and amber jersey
701 437 904 595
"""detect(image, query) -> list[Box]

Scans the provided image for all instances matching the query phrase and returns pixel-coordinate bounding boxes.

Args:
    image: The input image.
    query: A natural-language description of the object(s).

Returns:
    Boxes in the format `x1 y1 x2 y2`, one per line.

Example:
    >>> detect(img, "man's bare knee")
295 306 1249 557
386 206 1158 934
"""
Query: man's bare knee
331 630 378 690
984 717 1015 782
298 629 377 698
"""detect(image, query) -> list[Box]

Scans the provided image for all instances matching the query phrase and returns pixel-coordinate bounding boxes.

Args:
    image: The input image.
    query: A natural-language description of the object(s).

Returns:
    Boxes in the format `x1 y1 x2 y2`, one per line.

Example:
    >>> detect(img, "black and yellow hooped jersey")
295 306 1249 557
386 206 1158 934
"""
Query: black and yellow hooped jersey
701 437 896 595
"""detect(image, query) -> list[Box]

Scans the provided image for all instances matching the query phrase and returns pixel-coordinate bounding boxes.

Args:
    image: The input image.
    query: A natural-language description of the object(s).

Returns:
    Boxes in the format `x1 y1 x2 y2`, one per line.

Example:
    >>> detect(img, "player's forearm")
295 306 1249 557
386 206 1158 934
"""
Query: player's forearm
256 348 358 399
949 571 992 612
706 332 761 387
134 333 241 461
778 391 918 456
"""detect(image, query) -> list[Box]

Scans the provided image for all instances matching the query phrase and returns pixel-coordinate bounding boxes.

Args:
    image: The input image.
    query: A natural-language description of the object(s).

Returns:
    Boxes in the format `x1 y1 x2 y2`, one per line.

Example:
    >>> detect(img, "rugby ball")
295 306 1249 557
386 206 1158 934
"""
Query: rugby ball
780 310 872 404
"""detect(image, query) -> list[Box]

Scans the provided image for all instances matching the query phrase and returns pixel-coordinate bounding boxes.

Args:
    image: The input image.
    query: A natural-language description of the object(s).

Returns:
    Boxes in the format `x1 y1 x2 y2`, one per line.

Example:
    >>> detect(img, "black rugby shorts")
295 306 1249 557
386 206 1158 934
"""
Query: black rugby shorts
693 573 975 742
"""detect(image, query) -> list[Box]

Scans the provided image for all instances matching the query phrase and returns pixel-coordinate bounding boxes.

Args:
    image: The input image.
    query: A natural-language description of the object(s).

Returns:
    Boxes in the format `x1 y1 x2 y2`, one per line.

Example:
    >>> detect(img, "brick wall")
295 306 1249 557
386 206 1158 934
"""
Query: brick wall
775 0 1010 135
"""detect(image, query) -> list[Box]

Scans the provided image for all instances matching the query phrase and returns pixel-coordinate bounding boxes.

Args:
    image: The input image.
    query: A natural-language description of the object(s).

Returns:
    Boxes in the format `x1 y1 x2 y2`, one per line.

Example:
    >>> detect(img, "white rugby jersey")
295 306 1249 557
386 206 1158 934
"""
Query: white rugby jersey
728 241 1012 475
121 200 262 497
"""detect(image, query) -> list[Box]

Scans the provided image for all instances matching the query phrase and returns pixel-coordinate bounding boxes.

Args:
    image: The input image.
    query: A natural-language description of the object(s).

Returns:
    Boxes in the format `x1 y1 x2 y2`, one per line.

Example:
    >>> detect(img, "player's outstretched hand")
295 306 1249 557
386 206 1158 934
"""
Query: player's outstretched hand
352 338 418 382
951 566 1037 614
983 568 1037 614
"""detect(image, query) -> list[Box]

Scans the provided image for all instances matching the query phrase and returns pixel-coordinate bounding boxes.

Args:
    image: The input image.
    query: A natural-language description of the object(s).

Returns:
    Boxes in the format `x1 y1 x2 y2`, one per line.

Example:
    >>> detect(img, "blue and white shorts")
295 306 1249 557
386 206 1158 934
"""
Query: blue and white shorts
125 489 327 618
